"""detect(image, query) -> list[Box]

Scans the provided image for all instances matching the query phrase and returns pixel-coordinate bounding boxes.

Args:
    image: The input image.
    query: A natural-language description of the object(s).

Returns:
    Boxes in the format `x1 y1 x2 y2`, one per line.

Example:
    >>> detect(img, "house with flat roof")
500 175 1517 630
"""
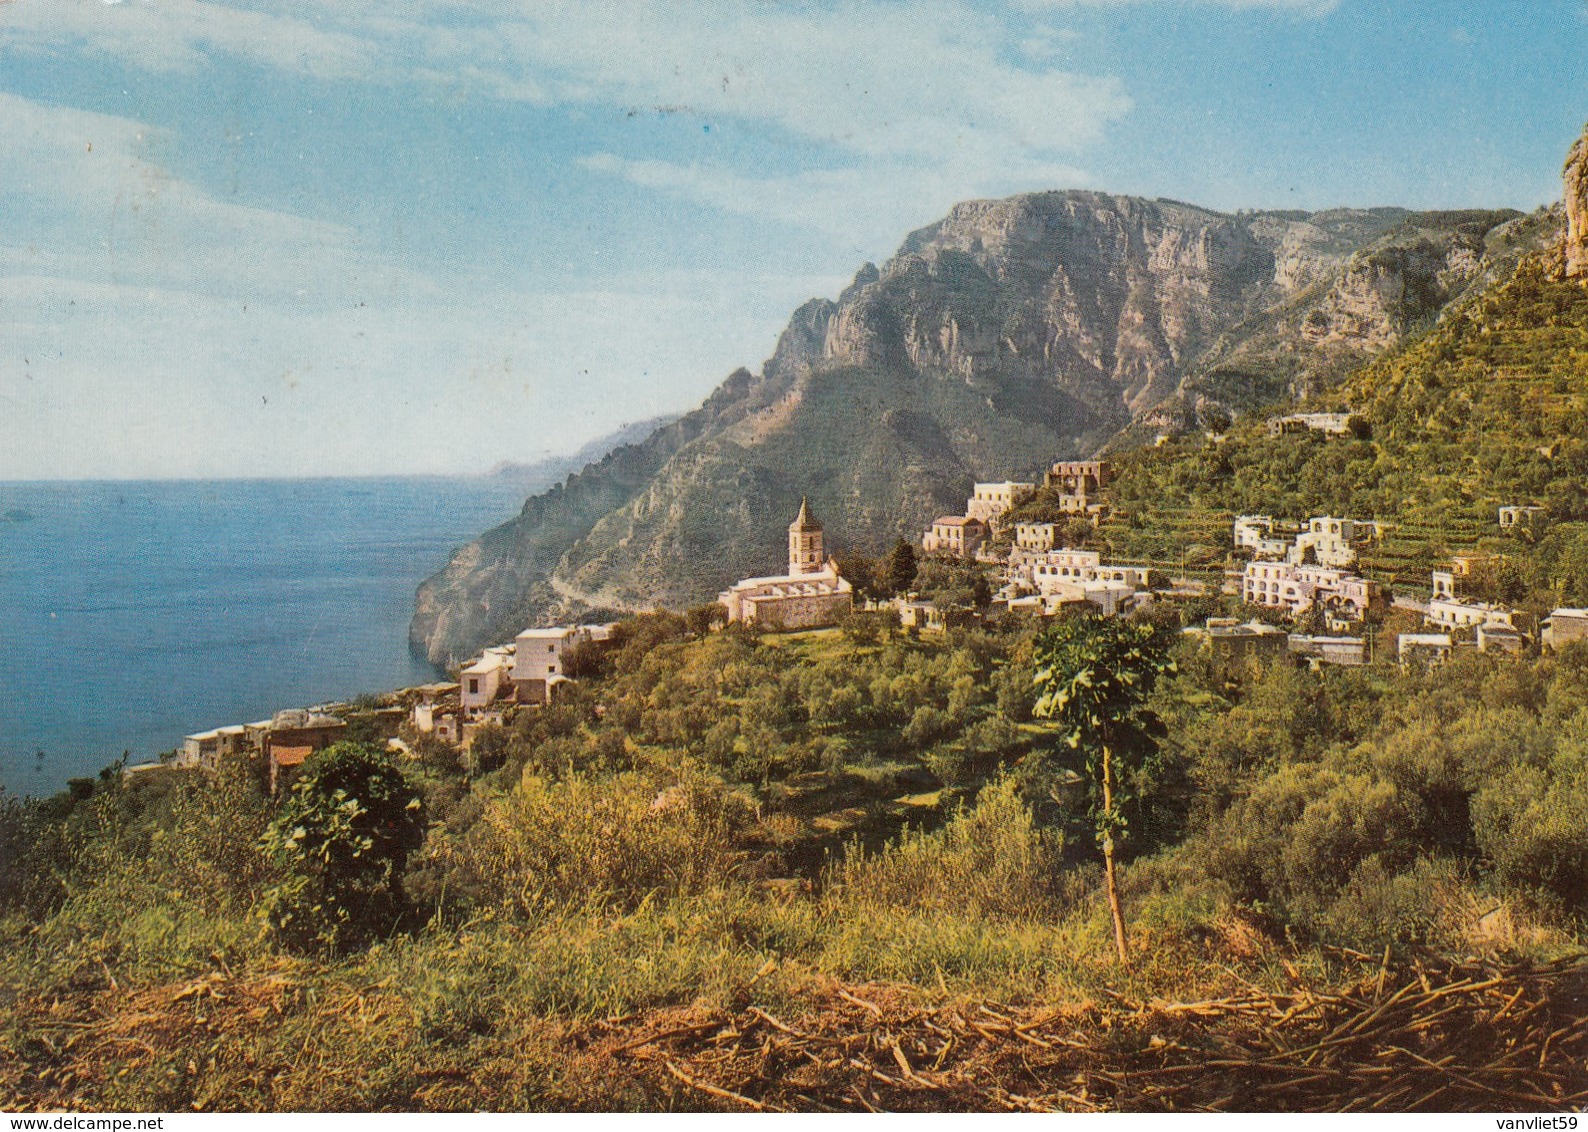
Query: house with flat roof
1288 634 1367 667
1398 633 1453 667
1242 561 1384 622
1184 619 1290 674
1267 412 1353 437
922 515 988 557
179 723 248 769
511 624 617 705
460 645 516 715
1499 505 1548 536
265 709 347 793
965 481 1034 528
1014 521 1059 553
1477 622 1525 656
1543 608 1588 650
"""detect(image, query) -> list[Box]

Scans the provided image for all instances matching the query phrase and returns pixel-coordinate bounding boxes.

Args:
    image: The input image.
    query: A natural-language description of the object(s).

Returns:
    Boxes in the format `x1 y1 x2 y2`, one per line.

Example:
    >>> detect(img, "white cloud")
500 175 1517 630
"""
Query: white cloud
6 0 1142 252
578 150 1092 256
0 92 418 306
5 0 375 80
8 1 1133 160
0 89 842 477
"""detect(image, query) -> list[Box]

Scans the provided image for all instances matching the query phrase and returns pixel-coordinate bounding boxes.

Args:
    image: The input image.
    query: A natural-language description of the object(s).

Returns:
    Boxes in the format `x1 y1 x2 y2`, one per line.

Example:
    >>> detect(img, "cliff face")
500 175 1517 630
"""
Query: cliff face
1565 124 1588 279
412 191 1537 665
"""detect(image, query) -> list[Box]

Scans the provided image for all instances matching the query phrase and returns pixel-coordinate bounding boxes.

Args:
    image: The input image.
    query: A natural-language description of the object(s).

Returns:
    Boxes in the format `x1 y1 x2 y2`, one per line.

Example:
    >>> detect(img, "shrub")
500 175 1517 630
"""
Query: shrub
260 743 427 953
423 769 755 918
830 776 1062 921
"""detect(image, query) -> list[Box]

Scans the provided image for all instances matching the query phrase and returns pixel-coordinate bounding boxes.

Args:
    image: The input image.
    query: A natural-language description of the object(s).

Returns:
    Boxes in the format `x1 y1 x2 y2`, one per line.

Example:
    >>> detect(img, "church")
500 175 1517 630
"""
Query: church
718 498 854 630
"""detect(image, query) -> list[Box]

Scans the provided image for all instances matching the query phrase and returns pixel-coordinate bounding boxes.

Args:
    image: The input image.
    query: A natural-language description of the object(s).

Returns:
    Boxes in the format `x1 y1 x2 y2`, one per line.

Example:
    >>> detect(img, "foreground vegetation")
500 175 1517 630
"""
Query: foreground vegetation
4 605 1588 1110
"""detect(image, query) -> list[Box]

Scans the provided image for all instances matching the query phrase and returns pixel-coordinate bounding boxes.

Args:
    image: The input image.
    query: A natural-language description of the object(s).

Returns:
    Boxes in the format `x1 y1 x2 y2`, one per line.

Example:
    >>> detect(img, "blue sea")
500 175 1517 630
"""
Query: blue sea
0 478 530 796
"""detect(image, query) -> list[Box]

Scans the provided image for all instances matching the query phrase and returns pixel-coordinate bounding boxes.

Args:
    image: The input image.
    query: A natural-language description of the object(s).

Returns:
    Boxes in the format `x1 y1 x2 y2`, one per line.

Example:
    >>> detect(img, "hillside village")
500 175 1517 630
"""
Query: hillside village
155 406 1588 791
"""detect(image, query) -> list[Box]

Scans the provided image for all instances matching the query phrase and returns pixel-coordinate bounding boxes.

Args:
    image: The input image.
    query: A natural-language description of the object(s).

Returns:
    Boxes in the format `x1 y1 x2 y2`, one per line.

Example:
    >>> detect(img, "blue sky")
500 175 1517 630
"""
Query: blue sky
2 0 1585 479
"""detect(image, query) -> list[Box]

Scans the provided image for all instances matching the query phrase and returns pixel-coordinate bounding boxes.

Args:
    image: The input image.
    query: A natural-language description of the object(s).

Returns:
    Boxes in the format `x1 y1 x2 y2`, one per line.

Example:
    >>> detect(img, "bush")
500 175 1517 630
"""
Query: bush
260 743 427 953
418 769 755 918
830 777 1063 921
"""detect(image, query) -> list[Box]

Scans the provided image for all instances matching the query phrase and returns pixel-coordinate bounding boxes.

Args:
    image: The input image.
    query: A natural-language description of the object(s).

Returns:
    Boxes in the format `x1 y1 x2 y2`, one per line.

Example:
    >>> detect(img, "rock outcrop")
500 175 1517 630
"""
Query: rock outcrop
1565 123 1588 279
411 191 1542 665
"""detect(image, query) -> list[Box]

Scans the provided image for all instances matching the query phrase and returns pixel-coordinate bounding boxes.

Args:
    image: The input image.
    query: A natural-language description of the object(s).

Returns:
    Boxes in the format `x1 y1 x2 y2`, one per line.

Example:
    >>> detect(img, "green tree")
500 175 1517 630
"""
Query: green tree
884 537 919 596
260 742 426 952
1030 616 1174 965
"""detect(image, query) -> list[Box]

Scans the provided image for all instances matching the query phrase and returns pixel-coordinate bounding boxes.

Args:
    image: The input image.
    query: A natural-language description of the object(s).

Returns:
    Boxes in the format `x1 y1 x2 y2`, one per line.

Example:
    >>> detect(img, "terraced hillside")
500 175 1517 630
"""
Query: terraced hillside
1102 262 1588 606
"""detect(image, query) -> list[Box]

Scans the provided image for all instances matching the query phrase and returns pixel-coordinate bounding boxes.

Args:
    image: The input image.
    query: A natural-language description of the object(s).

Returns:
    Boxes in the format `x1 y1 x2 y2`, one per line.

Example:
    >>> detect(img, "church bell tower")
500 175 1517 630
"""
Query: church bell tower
788 497 824 575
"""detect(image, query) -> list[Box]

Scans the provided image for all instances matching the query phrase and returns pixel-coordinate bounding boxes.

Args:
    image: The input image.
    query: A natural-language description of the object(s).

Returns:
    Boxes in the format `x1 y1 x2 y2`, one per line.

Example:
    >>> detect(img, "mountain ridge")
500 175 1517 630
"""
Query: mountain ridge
411 189 1549 665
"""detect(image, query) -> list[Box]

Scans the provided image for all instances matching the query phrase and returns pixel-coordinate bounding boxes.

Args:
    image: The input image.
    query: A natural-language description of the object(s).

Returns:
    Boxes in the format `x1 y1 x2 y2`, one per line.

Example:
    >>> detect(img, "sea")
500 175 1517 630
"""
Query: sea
0 477 531 797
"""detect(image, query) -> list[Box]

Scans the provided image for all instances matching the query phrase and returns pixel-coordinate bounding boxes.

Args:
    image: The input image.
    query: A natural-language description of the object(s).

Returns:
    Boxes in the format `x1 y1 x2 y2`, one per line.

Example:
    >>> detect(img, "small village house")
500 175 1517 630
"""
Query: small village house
965 481 1034 528
1498 505 1548 536
1266 412 1353 437
179 723 248 769
922 515 989 557
1232 515 1294 559
1476 621 1525 656
1543 608 1588 650
1183 619 1289 675
265 708 347 793
1288 634 1367 667
1450 553 1502 588
1044 459 1111 495
1398 633 1453 667
511 624 614 705
1042 459 1111 520
1289 517 1365 568
1426 570 1515 632
1242 561 1384 622
1014 521 1059 552
460 645 516 716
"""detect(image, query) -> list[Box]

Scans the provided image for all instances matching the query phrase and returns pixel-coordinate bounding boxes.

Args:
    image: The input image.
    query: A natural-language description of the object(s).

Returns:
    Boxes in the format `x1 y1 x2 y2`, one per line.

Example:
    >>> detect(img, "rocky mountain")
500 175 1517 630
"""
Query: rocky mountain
411 190 1550 665
1563 123 1588 279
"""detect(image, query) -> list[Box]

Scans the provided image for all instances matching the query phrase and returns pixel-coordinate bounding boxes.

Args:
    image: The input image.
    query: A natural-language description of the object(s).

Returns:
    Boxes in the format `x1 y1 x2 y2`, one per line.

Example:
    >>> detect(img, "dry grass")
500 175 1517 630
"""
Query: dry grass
6 945 1585 1112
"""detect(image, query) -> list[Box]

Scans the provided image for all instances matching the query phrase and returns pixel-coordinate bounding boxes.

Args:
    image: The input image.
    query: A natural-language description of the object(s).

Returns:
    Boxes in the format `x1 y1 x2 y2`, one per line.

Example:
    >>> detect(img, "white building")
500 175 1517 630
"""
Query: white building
719 499 854 630
1242 561 1384 622
179 723 248 769
1499 505 1548 535
1267 412 1353 437
1032 549 1101 589
460 645 516 714
922 515 988 556
1476 622 1525 656
1426 597 1514 632
1289 517 1363 568
1288 634 1367 667
510 624 615 705
965 481 1034 527
1233 515 1293 559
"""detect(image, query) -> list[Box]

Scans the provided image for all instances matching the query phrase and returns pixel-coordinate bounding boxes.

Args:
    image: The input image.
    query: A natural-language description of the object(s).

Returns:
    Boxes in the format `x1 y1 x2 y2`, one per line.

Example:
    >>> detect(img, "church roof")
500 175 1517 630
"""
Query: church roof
788 496 822 532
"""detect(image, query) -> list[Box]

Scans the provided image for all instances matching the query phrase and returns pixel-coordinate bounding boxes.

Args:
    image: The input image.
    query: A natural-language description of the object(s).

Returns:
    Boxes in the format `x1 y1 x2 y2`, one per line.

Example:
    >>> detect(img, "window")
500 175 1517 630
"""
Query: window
468 679 479 694
548 665 556 674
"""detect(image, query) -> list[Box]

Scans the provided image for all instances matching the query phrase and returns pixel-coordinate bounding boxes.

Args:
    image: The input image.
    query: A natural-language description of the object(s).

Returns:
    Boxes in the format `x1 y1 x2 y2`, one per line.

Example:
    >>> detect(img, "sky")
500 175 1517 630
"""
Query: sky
2 0 1586 480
